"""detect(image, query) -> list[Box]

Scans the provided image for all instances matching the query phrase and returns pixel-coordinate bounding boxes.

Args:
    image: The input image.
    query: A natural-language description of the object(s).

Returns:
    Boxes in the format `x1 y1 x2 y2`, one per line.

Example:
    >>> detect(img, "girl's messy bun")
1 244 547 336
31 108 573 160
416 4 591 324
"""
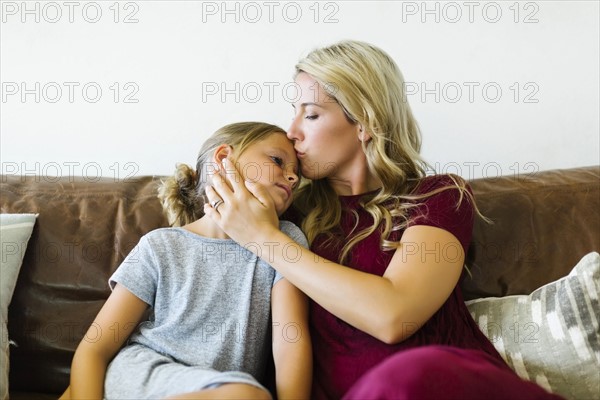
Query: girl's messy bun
158 163 204 226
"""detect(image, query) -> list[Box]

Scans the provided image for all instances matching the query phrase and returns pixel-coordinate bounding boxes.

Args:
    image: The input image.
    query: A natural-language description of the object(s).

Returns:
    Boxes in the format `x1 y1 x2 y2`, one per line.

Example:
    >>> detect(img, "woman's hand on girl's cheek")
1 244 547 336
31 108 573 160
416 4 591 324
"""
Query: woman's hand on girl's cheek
203 159 279 243
219 158 276 212
243 179 279 225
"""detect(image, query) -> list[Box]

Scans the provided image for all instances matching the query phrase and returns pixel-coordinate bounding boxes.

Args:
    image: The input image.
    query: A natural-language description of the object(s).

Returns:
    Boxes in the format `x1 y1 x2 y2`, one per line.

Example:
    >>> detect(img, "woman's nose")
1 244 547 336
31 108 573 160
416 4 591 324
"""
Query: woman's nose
287 117 302 141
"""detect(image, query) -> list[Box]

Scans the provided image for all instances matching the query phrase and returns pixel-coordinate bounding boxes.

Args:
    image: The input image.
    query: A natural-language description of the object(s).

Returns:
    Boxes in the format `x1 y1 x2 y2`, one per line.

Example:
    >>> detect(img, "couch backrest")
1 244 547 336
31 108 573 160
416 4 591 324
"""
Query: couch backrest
1 166 599 393
464 166 600 300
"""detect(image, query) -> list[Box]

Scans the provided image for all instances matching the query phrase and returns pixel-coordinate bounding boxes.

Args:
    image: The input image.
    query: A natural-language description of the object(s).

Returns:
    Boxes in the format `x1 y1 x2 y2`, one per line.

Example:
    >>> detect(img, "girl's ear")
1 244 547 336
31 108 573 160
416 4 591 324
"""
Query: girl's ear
214 144 233 165
212 144 233 172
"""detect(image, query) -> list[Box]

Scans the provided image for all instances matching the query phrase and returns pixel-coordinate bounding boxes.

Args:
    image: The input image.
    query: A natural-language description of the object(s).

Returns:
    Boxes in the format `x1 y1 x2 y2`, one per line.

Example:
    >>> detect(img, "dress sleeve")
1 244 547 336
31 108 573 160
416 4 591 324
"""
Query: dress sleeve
407 175 475 254
108 234 159 307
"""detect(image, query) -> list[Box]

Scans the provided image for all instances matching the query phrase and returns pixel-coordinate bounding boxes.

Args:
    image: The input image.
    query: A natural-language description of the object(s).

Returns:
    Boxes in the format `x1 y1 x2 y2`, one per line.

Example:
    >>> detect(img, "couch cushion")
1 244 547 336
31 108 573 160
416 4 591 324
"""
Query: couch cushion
0 176 169 394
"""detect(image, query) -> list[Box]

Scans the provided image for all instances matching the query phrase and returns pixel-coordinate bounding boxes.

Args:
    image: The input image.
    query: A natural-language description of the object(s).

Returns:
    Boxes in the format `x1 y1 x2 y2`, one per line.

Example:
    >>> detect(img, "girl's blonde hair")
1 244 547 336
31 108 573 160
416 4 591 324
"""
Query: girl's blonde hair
158 122 287 226
294 40 475 263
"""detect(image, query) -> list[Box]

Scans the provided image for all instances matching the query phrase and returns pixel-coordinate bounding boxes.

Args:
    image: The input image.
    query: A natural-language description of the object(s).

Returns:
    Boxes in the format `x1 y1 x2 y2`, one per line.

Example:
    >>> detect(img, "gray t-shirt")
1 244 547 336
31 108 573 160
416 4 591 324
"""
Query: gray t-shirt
109 221 308 381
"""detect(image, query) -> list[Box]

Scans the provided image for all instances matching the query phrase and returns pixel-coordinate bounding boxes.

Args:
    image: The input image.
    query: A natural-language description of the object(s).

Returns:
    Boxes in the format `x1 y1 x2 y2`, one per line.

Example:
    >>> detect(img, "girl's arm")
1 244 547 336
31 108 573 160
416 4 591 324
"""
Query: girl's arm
69 283 148 399
205 163 464 344
271 278 312 399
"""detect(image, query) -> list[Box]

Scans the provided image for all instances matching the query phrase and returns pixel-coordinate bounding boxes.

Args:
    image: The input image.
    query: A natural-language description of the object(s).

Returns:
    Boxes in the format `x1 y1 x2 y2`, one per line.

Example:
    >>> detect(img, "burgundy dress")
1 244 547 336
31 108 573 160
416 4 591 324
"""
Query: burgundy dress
308 175 562 400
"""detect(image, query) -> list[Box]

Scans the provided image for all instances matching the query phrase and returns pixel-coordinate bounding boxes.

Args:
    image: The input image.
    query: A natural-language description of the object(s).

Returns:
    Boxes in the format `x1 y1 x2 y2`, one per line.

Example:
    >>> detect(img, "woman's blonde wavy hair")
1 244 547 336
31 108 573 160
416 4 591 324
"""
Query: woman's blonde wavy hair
293 40 476 263
158 122 287 226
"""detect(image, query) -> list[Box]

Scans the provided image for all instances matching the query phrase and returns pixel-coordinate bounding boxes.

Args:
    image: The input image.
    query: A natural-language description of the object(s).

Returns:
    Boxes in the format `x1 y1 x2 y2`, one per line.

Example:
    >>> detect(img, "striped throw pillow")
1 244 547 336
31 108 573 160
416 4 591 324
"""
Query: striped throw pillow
466 252 600 400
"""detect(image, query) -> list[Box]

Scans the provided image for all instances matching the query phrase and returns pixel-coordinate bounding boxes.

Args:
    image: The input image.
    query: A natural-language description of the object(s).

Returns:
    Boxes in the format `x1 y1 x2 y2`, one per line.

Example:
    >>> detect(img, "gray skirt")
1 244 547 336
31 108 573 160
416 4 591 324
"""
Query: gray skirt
104 343 270 399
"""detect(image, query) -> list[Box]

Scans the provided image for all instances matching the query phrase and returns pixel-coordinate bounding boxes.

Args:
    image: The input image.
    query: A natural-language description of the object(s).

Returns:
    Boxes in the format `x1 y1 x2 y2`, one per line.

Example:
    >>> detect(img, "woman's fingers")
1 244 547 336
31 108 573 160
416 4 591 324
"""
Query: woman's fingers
206 159 241 206
244 179 273 209
204 158 253 216
209 158 252 200
220 158 247 192
210 172 233 200
203 185 224 218
244 180 278 227
203 158 277 225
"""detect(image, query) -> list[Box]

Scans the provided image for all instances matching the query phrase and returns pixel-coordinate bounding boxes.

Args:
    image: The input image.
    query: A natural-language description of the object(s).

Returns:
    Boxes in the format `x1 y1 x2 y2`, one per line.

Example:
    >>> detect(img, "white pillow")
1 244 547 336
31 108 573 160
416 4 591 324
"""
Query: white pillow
0 213 38 400
466 252 600 400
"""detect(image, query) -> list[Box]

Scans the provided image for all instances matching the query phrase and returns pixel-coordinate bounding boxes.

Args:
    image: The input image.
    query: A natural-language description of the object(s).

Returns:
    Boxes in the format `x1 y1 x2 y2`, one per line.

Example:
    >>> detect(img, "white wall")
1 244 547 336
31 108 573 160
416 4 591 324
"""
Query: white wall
2 0 599 180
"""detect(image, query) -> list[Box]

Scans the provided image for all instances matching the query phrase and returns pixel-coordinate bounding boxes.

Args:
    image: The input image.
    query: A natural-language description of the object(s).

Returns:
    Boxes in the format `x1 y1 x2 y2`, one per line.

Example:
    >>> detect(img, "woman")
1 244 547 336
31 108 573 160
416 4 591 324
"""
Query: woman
205 41 561 399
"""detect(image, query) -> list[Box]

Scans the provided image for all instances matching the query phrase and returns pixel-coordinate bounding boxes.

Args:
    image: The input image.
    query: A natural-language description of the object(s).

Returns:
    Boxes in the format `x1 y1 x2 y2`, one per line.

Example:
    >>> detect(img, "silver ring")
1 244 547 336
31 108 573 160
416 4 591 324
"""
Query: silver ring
211 199 224 211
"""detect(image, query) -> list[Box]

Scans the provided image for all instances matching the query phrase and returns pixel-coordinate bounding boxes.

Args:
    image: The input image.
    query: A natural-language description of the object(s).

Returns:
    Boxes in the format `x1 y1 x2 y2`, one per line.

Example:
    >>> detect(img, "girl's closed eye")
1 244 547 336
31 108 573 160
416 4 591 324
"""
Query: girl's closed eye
271 156 284 166
305 114 318 120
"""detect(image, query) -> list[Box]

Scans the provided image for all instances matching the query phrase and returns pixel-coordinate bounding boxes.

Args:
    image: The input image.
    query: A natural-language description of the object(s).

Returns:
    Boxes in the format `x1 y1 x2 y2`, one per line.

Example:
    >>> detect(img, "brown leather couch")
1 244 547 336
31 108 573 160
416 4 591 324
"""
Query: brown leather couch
1 166 599 399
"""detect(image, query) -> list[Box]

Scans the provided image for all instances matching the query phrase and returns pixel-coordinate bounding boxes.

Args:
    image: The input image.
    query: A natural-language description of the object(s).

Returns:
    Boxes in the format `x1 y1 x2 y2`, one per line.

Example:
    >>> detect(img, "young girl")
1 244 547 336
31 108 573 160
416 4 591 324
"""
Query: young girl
60 122 312 400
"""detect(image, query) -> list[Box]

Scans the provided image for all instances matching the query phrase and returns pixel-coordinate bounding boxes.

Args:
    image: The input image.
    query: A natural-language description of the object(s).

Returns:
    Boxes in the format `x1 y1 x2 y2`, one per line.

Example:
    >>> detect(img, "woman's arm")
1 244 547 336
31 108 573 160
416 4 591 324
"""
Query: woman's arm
205 162 464 344
69 283 148 399
256 225 462 344
271 278 312 399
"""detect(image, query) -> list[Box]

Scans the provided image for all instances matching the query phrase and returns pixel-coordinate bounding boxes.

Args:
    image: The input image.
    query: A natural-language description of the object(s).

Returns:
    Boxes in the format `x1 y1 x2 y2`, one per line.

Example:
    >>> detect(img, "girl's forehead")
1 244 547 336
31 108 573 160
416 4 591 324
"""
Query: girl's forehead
238 132 295 159
255 132 294 147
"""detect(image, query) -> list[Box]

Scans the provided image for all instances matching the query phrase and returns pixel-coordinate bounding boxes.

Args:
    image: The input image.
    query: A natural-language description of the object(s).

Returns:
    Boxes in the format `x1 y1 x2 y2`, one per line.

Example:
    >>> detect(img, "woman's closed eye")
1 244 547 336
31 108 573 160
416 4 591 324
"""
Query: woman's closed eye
305 114 318 120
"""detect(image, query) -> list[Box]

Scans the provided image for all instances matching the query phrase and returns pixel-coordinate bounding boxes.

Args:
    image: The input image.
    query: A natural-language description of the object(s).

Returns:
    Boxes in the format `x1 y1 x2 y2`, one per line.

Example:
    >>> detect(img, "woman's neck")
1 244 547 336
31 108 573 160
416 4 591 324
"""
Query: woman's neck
322 149 382 195
327 166 382 196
